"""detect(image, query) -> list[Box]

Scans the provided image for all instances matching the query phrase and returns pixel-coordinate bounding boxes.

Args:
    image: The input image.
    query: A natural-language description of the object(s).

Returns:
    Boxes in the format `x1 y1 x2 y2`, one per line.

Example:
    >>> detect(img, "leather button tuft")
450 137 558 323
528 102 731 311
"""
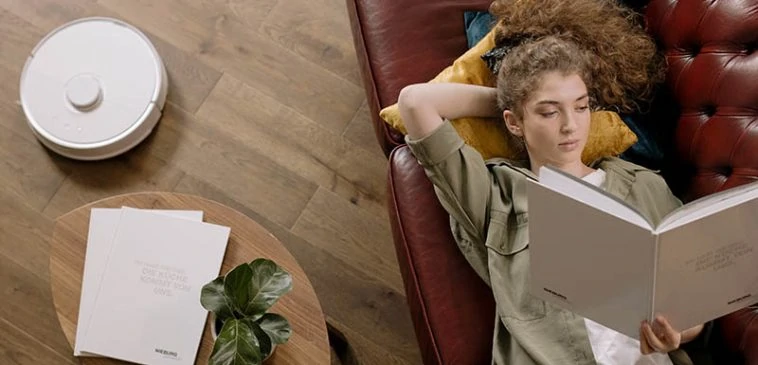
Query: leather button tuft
690 44 701 57
746 43 756 55
702 105 717 117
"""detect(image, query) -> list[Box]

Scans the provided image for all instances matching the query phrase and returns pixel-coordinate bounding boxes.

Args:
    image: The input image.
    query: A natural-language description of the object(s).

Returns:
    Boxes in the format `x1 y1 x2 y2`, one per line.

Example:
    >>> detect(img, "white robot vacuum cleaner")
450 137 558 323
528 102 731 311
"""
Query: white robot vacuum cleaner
19 17 168 160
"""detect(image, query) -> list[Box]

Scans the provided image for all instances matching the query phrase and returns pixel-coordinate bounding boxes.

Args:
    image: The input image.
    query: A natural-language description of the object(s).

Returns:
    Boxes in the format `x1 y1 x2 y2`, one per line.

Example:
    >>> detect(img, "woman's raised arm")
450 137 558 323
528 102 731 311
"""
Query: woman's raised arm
398 83 500 139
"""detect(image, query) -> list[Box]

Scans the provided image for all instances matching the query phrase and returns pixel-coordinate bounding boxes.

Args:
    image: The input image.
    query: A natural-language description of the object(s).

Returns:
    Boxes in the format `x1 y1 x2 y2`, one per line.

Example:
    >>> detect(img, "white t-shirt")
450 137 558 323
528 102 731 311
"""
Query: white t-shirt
581 169 673 365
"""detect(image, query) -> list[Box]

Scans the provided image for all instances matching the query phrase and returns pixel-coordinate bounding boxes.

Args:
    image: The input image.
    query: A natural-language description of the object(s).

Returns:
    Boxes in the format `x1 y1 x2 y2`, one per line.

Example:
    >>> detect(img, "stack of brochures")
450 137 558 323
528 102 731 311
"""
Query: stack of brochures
73 207 230 365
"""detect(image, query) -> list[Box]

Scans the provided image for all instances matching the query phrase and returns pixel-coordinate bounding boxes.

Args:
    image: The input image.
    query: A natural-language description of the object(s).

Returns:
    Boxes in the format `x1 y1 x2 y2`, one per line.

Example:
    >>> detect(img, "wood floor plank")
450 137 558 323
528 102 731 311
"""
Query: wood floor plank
0 188 56 283
162 0 279 33
173 176 422 364
0 318 75 365
151 36 223 113
0 66 38 144
41 142 187 220
326 174 388 222
0 9 50 143
142 102 318 228
0 123 68 212
292 187 404 294
1 0 222 113
97 0 364 130
0 8 45 72
0 251 75 362
259 0 362 86
328 319 420 365
0 0 96 35
195 74 388 220
343 100 387 159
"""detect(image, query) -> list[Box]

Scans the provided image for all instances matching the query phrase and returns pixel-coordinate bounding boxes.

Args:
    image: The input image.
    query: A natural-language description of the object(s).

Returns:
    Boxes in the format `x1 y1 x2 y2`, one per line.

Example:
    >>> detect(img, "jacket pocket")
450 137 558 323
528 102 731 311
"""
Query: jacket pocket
485 211 546 321
484 211 528 255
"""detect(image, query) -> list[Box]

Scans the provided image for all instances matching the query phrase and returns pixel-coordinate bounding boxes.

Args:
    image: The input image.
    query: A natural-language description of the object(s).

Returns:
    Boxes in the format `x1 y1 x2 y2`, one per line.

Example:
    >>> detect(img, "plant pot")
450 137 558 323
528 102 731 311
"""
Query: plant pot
210 314 276 361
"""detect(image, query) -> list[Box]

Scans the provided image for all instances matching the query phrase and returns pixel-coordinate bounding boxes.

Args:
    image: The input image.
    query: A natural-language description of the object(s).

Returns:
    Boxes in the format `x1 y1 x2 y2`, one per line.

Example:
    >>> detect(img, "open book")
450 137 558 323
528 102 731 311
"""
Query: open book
526 166 758 339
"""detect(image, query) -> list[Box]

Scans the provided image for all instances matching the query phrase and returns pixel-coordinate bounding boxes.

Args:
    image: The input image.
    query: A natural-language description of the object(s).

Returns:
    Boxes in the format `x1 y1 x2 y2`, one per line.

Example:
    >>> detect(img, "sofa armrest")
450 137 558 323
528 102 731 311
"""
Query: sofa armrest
346 0 492 156
387 145 495 364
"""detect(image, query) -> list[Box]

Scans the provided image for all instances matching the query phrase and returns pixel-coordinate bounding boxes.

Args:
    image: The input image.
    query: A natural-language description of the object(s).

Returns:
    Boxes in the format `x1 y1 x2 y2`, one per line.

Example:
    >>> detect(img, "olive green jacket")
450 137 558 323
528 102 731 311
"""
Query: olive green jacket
407 121 695 365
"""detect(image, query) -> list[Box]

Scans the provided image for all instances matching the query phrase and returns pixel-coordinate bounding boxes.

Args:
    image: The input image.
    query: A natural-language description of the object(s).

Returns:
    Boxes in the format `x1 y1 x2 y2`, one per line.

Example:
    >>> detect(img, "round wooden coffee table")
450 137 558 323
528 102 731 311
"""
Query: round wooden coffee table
49 192 330 364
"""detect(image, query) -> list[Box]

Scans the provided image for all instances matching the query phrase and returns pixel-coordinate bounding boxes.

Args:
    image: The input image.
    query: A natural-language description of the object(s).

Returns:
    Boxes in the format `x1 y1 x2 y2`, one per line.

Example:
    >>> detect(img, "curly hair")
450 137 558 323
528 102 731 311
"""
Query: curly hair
489 0 665 113
496 36 593 118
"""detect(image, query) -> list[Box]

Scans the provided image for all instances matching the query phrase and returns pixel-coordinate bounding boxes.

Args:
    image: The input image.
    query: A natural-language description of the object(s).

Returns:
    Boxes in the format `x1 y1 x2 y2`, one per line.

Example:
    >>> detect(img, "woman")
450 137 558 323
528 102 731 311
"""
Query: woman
398 36 707 365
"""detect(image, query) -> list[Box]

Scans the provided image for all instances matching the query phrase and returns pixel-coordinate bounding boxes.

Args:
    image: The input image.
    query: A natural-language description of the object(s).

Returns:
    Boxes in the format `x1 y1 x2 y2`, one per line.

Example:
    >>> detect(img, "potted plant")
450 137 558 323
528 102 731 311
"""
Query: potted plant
200 258 293 365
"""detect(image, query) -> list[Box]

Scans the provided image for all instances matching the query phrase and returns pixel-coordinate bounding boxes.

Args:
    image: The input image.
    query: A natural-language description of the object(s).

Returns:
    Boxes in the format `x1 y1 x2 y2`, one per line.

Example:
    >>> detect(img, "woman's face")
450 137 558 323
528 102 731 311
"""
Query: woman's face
504 71 591 170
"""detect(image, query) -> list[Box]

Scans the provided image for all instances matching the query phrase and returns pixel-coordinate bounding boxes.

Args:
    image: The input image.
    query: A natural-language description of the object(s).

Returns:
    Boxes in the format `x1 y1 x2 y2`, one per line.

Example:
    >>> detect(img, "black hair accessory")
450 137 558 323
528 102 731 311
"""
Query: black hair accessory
481 33 538 74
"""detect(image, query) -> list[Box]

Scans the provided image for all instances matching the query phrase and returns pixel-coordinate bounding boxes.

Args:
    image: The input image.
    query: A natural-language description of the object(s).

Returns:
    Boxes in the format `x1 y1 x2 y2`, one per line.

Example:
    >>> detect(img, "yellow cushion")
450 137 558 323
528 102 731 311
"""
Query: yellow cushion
380 29 637 163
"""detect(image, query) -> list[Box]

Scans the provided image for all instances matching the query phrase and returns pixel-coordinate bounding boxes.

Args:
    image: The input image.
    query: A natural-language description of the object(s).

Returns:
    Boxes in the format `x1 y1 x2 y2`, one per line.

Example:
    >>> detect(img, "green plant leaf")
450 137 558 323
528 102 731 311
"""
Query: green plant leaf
209 319 262 365
244 259 293 315
200 277 235 322
224 263 253 315
244 319 273 359
257 313 292 345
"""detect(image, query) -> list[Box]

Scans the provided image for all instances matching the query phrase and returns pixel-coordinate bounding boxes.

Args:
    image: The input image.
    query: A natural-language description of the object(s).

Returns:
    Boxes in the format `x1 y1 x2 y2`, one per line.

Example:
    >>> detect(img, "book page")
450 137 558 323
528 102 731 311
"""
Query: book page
75 208 203 357
527 179 656 339
538 166 652 230
658 180 758 232
78 208 229 365
654 201 758 333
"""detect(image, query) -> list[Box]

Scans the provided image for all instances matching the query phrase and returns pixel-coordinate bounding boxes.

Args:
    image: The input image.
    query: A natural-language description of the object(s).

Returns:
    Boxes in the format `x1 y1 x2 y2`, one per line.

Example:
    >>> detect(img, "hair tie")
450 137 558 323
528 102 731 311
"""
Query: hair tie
481 33 538 74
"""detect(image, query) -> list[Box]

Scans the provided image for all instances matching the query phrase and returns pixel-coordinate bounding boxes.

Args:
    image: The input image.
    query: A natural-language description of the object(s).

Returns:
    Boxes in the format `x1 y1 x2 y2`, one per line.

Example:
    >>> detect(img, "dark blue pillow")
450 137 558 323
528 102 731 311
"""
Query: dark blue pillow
464 11 495 49
462 10 663 168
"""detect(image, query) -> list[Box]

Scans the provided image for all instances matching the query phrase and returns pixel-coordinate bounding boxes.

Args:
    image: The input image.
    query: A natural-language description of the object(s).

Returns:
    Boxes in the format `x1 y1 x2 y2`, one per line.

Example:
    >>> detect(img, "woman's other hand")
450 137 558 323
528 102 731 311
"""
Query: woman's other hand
639 315 704 354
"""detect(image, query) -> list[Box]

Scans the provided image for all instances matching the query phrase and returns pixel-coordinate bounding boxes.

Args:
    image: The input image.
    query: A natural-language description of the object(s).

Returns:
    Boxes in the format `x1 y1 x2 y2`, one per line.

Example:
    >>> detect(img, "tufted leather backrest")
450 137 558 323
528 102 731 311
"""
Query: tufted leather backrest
646 0 758 202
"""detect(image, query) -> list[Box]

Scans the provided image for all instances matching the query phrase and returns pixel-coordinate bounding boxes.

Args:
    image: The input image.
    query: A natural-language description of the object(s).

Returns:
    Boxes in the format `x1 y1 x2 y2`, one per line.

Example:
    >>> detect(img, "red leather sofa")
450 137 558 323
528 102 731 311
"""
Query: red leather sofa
346 0 758 363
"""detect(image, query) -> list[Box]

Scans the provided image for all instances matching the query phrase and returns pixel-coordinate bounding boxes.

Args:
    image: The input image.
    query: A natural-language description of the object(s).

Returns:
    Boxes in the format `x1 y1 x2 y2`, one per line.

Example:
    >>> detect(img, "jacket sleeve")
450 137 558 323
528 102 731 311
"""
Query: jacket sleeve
632 170 684 224
406 121 491 246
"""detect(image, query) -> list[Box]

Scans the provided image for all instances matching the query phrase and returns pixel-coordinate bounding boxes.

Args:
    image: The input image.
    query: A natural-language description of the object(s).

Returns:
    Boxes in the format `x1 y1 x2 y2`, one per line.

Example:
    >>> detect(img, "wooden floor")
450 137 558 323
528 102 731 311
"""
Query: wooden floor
0 0 422 364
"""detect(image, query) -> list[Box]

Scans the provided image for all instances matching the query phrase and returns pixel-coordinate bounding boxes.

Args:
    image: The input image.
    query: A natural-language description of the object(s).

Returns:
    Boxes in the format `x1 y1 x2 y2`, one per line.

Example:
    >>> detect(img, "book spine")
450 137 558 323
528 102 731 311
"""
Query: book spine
649 233 659 323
